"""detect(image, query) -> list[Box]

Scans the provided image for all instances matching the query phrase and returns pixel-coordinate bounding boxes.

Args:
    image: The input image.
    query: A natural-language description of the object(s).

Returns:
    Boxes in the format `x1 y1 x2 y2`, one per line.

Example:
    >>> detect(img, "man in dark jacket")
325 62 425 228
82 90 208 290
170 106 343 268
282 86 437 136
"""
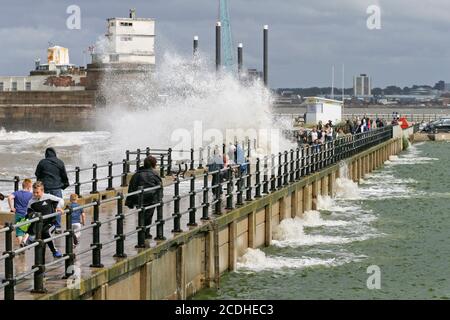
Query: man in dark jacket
35 147 69 230
125 156 162 239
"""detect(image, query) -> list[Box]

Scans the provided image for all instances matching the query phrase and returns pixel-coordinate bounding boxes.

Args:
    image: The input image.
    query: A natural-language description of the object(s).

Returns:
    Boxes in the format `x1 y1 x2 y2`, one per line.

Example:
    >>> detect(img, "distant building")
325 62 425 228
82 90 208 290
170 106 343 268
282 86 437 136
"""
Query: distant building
273 90 302 106
353 74 371 97
409 86 436 96
86 9 156 92
304 97 342 125
434 80 445 91
91 9 155 65
445 83 450 92
0 46 86 92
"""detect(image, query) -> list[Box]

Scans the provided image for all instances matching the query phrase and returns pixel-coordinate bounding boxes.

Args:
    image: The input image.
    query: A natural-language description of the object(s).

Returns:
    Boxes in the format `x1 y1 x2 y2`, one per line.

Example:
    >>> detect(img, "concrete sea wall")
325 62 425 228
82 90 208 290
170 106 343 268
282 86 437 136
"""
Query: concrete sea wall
0 91 96 131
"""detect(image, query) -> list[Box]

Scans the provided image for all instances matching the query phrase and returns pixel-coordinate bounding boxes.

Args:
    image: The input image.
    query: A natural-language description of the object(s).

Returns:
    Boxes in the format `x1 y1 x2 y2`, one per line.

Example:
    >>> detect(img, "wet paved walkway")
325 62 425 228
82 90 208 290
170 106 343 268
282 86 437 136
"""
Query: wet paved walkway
0 175 245 299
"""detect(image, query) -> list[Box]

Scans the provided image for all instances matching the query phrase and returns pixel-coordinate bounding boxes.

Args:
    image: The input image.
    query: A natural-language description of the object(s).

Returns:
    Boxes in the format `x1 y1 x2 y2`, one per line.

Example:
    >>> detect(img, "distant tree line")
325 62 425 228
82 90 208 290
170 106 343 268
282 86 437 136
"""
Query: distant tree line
276 84 440 97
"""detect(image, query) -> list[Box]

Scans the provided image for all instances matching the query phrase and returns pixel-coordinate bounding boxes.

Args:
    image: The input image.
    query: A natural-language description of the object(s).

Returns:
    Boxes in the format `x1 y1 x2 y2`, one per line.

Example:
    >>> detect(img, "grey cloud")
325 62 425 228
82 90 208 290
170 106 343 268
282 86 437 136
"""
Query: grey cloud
0 0 449 87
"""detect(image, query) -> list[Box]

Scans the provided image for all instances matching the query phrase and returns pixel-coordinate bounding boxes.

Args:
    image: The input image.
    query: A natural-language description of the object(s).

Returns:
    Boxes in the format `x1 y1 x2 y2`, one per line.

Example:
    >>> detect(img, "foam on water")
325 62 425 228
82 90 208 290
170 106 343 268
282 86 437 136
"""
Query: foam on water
271 216 369 248
316 195 334 211
0 128 111 155
335 177 360 200
302 211 349 227
236 248 336 272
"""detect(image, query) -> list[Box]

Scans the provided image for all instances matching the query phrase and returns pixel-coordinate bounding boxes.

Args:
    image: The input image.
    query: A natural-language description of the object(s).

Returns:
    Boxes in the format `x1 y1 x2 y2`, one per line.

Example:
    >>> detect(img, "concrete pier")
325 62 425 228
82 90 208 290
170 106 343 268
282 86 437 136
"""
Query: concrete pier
0 126 409 300
0 135 399 300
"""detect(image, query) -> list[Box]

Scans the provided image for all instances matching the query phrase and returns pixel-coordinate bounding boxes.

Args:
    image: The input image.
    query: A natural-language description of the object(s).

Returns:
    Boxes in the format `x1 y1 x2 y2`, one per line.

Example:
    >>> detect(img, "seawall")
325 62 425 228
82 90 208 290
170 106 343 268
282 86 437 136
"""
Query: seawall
0 91 96 131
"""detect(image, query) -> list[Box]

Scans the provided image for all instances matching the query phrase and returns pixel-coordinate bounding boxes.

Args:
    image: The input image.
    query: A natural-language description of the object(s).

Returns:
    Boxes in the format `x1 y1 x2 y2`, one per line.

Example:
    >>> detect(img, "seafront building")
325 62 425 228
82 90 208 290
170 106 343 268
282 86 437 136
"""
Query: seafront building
0 9 156 131
0 46 86 92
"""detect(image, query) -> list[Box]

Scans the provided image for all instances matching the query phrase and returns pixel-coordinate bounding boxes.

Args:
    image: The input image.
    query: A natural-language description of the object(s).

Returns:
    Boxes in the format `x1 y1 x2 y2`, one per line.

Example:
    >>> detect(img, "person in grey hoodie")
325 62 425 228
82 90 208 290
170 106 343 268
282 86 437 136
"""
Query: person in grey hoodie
35 147 69 230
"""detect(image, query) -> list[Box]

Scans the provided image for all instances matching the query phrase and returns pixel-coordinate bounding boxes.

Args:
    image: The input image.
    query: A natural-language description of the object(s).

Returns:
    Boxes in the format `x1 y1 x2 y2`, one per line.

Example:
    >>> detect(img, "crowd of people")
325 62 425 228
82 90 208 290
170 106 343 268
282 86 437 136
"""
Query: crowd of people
0 147 84 258
293 116 389 149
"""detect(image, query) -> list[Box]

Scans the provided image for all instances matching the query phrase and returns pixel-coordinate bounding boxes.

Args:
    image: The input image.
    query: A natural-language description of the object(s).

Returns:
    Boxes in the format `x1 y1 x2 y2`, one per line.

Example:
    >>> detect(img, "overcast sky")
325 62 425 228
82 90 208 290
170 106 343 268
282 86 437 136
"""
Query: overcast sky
1 0 449 88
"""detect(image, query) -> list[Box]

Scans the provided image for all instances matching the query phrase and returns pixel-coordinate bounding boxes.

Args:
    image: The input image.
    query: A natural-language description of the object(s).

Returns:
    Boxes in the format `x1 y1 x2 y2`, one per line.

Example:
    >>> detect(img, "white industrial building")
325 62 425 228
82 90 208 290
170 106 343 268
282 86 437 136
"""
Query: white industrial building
92 9 155 65
353 74 372 97
304 97 343 125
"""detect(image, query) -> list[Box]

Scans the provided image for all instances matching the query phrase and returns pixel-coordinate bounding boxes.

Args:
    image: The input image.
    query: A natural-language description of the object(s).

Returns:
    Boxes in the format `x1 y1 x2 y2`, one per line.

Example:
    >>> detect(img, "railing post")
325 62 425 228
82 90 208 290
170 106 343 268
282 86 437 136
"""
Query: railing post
107 161 114 190
236 167 243 206
172 179 182 232
90 164 98 194
90 199 104 268
263 156 269 194
226 166 234 209
114 192 127 258
277 152 283 189
188 176 198 226
198 147 204 169
289 149 294 183
190 148 195 171
31 213 47 294
270 154 276 192
214 170 222 215
136 187 146 248
283 151 289 185
308 146 312 175
247 138 251 158
3 223 15 300
125 150 131 173
63 207 75 278
75 167 81 196
146 147 150 157
295 148 300 180
121 159 128 187
255 158 261 198
301 146 305 177
14 176 19 192
155 187 166 241
136 149 141 171
201 173 210 220
167 148 172 175
160 154 165 178
246 160 252 201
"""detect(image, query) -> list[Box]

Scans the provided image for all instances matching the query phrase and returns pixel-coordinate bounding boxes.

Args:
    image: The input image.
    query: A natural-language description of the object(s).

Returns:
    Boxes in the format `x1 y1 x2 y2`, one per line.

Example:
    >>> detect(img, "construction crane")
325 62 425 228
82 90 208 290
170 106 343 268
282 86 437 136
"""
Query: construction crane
219 0 235 70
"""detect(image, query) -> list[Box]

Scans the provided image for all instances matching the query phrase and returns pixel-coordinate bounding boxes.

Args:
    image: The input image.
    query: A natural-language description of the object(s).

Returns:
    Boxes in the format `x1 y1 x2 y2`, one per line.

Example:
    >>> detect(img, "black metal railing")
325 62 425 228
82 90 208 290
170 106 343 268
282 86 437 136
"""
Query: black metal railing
0 126 394 300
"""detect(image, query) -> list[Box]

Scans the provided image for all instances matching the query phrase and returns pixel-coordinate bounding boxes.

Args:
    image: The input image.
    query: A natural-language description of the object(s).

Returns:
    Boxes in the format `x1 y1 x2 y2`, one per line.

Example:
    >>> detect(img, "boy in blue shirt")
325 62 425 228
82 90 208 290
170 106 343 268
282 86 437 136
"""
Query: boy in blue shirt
7 179 33 247
67 194 86 247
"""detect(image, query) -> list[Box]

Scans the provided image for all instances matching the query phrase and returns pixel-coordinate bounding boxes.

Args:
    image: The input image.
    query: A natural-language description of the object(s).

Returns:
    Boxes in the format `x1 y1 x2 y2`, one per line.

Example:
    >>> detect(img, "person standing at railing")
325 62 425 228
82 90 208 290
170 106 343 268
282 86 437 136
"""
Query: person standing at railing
310 127 318 145
125 156 162 240
207 146 225 196
236 143 247 174
26 181 64 258
7 178 33 248
35 147 69 234
227 143 236 164
325 124 333 142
